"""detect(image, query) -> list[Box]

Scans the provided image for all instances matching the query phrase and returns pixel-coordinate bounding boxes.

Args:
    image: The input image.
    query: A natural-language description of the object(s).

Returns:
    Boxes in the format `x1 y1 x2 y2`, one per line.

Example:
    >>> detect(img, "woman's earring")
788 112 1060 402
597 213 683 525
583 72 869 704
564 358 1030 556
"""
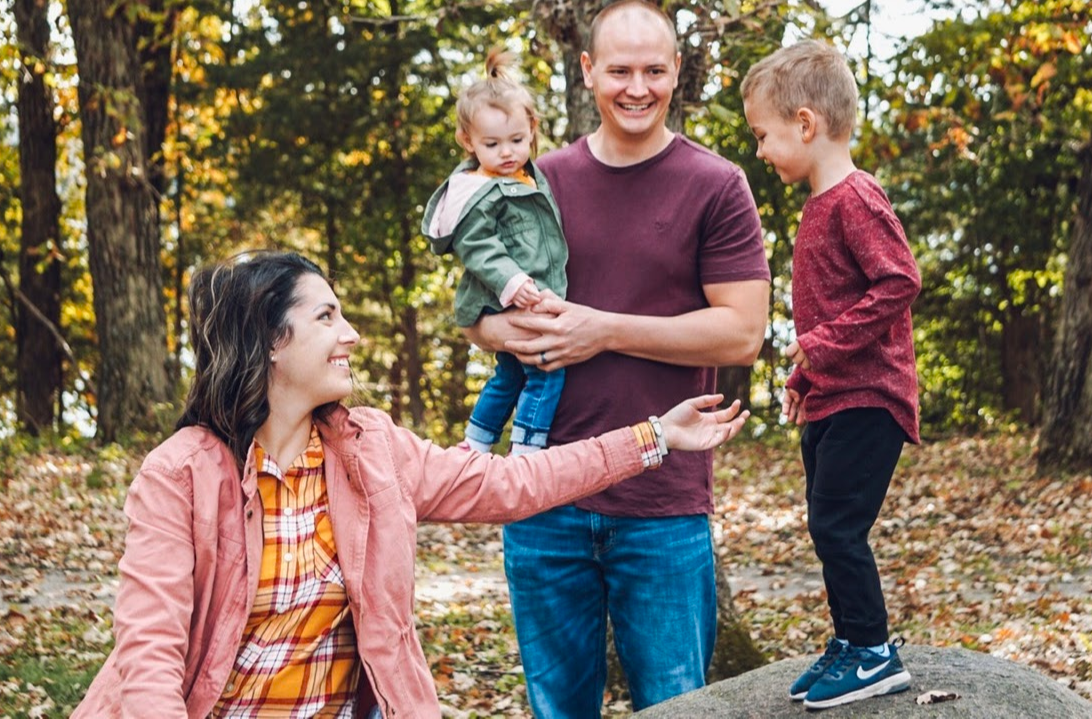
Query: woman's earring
270 353 277 363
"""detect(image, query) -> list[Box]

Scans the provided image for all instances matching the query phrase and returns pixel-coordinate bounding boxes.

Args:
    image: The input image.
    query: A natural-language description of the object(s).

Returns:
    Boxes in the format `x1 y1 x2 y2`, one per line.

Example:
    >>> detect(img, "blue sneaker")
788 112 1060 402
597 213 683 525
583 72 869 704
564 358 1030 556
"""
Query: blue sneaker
789 638 846 700
803 639 911 709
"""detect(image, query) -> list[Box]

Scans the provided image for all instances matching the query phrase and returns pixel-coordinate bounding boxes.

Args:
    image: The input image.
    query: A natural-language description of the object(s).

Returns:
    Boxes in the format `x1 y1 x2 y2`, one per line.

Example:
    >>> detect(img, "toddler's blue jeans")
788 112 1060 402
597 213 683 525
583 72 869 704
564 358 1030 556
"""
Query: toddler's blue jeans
466 351 564 449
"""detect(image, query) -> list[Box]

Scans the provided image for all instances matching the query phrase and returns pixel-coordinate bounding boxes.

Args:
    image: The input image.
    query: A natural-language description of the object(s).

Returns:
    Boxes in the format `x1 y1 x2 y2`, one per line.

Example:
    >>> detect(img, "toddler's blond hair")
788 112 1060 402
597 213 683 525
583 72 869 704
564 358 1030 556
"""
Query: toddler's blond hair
455 48 538 156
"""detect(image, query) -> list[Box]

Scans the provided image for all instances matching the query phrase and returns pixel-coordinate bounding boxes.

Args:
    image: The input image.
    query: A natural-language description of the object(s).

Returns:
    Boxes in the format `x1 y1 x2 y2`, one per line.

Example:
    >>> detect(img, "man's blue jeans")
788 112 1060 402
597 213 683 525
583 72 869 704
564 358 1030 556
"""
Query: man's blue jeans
503 506 716 716
467 351 565 449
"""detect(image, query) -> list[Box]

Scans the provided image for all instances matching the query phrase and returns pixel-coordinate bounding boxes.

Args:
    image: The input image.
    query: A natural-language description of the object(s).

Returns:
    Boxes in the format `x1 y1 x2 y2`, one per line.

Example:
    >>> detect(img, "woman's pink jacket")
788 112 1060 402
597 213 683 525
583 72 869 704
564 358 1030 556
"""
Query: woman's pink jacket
72 405 645 719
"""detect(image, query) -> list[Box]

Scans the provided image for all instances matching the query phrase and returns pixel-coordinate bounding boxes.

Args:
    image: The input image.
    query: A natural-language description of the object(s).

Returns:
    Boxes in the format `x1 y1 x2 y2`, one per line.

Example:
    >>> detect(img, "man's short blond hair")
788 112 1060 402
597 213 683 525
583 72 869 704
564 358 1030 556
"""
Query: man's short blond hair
741 40 859 140
588 0 677 60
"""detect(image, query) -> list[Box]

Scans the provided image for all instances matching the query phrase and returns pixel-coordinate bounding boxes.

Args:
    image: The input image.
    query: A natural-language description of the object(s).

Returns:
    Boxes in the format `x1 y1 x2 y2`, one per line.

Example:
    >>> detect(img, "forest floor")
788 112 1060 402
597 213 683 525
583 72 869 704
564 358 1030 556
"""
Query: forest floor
2 429 1091 718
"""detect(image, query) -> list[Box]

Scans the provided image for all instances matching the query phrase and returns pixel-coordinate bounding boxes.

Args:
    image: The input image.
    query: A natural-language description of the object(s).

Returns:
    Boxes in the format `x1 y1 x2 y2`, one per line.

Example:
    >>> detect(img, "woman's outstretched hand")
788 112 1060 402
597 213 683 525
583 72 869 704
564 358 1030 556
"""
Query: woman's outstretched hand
659 394 749 452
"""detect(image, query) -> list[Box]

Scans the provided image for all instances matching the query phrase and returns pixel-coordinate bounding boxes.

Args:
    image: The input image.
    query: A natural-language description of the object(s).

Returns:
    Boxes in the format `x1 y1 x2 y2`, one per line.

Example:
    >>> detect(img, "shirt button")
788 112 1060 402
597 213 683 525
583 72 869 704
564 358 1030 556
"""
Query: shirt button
224 681 235 693
284 507 294 516
284 552 293 562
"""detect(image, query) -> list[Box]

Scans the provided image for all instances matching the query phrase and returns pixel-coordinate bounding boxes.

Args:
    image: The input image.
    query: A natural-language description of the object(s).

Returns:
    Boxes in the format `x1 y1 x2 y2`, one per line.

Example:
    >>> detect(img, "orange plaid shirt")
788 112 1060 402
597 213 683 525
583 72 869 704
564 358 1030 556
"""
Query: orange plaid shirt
213 425 360 718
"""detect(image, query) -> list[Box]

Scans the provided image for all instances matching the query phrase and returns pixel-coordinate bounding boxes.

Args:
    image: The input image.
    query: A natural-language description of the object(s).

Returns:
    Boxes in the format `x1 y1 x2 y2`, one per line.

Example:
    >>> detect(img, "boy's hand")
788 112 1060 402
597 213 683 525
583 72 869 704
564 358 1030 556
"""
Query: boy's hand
783 340 812 370
782 388 805 426
511 278 542 309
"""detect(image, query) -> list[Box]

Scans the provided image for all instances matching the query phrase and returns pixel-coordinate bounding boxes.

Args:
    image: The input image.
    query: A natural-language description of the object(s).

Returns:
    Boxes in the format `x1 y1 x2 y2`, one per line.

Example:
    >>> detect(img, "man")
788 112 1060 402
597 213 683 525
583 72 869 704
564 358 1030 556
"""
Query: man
465 1 770 714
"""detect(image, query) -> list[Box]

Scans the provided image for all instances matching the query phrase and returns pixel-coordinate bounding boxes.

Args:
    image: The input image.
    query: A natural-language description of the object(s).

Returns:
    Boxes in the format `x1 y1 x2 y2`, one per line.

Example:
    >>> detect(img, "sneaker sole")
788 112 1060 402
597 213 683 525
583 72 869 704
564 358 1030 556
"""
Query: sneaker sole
789 690 807 701
802 671 911 709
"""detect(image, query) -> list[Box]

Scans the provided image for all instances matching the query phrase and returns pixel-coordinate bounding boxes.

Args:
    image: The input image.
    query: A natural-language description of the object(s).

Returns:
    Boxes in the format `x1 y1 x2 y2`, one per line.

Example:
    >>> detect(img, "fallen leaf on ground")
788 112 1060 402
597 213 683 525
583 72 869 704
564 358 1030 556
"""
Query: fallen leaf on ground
916 689 961 704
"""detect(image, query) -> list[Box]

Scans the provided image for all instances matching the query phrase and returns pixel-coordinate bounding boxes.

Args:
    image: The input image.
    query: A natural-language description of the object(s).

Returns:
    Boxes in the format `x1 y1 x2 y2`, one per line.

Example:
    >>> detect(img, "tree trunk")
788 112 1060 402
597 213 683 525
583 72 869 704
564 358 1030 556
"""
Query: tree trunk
717 366 752 412
14 0 64 435
169 158 185 387
707 548 768 681
1000 302 1043 424
1039 143 1092 473
386 0 425 428
392 122 425 428
401 299 425 427
532 0 603 141
667 3 709 132
135 0 176 202
68 0 171 440
379 263 405 426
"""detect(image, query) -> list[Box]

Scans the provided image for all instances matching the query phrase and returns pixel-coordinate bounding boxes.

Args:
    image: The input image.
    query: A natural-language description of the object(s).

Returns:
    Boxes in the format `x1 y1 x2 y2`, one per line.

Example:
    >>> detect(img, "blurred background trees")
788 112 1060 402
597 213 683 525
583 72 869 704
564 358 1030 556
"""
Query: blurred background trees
1 0 1089 469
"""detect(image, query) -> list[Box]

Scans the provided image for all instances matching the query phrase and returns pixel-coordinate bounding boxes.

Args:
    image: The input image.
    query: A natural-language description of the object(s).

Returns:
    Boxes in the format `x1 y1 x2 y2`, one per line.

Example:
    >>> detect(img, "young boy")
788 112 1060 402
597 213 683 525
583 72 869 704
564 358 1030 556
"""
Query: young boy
742 40 921 710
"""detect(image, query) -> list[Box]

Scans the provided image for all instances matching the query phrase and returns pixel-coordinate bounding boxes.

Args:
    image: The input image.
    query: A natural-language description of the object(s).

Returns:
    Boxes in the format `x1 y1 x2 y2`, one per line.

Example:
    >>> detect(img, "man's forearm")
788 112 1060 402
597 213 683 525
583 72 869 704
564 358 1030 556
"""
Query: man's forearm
462 311 539 353
603 305 766 367
608 279 769 366
502 280 770 371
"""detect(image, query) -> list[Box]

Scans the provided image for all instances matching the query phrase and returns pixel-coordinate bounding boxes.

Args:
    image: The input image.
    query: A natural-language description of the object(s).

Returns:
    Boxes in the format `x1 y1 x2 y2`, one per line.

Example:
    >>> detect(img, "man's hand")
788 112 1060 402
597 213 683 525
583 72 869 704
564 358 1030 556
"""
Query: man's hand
504 295 608 371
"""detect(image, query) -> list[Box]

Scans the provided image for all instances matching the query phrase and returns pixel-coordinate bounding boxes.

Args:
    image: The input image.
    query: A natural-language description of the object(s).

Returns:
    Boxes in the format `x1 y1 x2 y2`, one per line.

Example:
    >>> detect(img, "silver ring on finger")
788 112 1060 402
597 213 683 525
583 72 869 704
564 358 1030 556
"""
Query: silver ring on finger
540 351 548 365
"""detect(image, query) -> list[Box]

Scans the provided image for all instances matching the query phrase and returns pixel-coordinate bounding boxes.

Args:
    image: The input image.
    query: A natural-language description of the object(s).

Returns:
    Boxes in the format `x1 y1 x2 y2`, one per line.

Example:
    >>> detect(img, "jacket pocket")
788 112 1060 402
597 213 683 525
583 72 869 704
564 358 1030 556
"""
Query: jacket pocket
497 215 536 250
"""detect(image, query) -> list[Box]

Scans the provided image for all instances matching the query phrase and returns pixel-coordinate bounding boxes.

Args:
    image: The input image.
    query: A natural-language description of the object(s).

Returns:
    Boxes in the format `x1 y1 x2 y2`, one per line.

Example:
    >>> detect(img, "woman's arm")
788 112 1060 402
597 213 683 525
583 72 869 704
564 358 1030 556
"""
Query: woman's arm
381 395 748 524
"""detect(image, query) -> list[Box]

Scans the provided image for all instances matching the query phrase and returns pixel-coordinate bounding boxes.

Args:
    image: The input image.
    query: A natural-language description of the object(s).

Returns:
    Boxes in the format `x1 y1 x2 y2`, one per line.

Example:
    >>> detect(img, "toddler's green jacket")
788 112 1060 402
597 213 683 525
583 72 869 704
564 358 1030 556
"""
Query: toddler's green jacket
422 158 568 327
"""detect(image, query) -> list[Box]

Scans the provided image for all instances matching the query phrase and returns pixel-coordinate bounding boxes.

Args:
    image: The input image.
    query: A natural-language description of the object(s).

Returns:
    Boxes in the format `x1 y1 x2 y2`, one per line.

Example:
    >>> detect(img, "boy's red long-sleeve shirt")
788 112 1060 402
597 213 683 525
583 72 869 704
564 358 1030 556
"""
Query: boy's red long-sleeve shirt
787 170 921 443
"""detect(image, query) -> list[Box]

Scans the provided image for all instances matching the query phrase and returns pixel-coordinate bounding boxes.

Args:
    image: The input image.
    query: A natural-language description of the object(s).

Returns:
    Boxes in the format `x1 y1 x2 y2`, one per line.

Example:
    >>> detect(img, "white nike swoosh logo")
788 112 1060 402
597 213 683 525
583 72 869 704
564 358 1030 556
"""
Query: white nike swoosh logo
857 660 891 680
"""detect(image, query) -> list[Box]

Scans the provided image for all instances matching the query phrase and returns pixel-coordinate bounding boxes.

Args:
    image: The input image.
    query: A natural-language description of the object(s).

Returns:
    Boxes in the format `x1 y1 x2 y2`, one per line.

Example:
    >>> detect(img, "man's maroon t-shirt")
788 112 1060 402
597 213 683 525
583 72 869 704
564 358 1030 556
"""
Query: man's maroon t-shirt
537 135 769 517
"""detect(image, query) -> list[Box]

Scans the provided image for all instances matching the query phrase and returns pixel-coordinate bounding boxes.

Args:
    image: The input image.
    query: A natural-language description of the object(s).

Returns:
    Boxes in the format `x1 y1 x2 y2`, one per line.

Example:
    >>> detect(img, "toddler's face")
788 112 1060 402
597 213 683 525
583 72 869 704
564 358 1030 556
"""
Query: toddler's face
744 93 809 186
461 106 534 176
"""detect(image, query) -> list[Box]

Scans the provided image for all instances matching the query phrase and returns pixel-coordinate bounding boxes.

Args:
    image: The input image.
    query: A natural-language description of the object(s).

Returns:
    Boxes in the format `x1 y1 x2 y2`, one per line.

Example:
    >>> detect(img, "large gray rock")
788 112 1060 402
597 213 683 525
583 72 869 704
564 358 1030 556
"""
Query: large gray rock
634 645 1092 718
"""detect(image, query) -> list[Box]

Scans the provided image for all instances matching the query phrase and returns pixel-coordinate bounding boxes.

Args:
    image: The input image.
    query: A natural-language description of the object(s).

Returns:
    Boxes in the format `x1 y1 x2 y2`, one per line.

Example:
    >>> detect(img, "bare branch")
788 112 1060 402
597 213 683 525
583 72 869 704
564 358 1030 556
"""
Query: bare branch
0 250 97 396
347 0 532 27
682 0 787 39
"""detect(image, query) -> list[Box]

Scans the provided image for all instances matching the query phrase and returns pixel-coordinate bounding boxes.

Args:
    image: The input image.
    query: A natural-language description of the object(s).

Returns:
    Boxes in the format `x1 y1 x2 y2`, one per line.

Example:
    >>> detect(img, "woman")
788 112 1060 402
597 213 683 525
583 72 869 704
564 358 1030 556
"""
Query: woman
73 251 749 719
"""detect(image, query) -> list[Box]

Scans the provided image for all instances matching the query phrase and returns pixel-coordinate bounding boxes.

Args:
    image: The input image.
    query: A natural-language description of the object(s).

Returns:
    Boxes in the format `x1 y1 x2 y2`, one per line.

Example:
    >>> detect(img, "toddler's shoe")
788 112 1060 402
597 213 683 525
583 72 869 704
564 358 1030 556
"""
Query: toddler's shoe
803 638 910 710
788 638 846 700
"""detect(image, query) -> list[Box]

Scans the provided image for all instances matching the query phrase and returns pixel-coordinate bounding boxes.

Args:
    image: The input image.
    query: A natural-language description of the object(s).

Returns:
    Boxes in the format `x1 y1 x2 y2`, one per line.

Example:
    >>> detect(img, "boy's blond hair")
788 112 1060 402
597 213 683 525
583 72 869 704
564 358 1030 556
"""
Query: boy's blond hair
741 40 859 140
455 48 539 156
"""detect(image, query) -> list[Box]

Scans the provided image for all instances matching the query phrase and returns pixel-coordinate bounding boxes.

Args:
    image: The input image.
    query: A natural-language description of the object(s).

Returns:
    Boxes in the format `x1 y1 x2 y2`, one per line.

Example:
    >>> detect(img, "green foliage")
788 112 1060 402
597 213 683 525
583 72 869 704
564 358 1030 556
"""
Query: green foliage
3 0 1090 441
0 144 20 412
875 0 1092 430
170 1 535 441
1 13 20 409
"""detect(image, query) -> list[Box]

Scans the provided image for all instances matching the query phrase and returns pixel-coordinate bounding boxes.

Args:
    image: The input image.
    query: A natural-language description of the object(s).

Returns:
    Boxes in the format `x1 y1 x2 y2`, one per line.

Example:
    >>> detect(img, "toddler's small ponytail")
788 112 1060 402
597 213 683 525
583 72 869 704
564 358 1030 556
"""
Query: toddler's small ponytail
485 47 516 83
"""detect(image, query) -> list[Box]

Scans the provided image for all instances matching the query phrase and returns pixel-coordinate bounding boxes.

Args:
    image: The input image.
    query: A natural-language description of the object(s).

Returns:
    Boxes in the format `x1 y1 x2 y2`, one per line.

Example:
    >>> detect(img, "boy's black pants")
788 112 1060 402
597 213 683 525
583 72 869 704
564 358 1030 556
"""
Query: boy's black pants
802 407 906 647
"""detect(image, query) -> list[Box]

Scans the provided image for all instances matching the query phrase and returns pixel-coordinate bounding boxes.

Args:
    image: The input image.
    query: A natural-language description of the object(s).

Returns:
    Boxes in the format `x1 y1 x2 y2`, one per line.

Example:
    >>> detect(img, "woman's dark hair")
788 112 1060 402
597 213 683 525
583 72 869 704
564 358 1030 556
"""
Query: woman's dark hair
176 251 339 467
